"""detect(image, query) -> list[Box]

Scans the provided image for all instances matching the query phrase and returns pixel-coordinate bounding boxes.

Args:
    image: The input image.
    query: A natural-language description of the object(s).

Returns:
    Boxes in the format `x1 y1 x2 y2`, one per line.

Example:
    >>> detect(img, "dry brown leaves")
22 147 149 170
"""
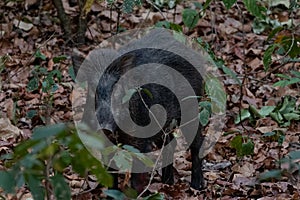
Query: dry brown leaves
0 0 299 199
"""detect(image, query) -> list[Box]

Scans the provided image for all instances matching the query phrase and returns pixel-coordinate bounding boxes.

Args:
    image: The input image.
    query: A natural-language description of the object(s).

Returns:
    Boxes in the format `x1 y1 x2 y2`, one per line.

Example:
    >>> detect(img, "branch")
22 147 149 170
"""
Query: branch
52 0 72 39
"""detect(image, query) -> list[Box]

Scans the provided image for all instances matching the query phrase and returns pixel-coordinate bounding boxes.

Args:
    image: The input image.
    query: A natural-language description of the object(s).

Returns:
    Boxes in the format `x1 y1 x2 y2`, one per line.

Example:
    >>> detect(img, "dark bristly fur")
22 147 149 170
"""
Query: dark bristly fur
95 48 205 193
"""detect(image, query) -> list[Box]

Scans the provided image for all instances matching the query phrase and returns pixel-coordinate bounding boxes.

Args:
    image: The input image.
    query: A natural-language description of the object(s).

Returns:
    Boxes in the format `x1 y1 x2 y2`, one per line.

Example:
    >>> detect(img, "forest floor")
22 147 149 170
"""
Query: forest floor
0 0 299 199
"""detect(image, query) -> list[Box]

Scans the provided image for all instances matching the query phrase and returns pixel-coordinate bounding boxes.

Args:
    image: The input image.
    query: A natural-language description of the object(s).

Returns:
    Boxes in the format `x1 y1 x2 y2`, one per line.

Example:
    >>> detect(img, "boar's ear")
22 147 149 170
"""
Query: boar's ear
118 53 136 73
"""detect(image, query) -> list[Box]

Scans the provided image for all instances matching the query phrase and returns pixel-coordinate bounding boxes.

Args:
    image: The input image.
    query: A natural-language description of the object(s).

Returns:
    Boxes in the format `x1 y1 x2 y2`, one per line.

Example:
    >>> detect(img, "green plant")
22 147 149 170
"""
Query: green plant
27 50 63 93
230 134 254 157
154 0 180 8
259 150 300 181
232 96 300 157
235 96 300 127
221 0 300 73
273 70 300 87
26 50 66 123
106 0 142 13
263 33 300 71
233 96 299 157
155 21 183 32
0 121 164 199
197 38 241 85
269 96 300 127
182 1 213 30
0 123 112 199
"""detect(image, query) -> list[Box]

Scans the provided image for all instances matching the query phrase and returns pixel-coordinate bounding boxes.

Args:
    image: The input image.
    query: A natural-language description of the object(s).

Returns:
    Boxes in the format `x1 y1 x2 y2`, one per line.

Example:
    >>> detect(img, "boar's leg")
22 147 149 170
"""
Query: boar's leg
130 141 152 193
161 133 176 184
190 125 205 190
131 172 148 193
111 168 119 189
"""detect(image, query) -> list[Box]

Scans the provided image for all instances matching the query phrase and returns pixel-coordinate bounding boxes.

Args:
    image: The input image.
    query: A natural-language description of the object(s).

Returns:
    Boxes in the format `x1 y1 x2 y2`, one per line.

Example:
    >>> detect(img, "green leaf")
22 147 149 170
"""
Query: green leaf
50 69 62 81
286 78 300 86
123 0 141 13
68 66 76 81
282 36 300 58
102 145 119 159
263 44 277 71
53 150 72 172
77 131 104 150
142 88 153 100
243 0 266 19
193 2 203 9
182 9 199 29
252 19 268 34
35 49 46 60
262 131 276 137
242 140 254 156
90 164 113 187
114 150 132 172
27 109 38 119
220 64 241 85
53 55 67 63
51 84 59 92
273 73 300 87
123 187 138 199
38 142 59 160
122 88 137 104
291 70 300 78
27 77 39 91
14 139 40 158
269 112 284 125
31 140 51 156
259 170 282 181
278 133 285 146
104 189 126 200
41 80 49 92
276 73 290 79
169 23 183 32
167 0 175 8
32 123 67 140
173 29 186 43
289 150 300 160
283 112 300 121
230 135 243 157
205 77 227 114
27 175 45 200
143 192 165 200
123 145 140 153
50 173 71 200
267 26 283 41
222 0 237 9
259 106 275 117
273 80 289 87
155 21 171 29
199 101 212 114
202 0 212 10
135 153 154 168
249 104 262 118
234 109 251 124
279 96 296 114
199 109 210 126
37 66 48 74
0 171 16 194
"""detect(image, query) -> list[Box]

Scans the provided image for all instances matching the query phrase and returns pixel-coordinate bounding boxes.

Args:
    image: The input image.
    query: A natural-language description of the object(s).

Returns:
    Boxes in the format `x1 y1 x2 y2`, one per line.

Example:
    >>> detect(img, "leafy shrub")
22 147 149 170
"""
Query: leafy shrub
0 123 112 199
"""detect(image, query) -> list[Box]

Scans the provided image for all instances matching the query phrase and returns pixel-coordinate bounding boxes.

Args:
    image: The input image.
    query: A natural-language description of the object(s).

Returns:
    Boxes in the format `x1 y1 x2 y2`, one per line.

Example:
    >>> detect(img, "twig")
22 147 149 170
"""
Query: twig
145 0 166 20
136 88 168 198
